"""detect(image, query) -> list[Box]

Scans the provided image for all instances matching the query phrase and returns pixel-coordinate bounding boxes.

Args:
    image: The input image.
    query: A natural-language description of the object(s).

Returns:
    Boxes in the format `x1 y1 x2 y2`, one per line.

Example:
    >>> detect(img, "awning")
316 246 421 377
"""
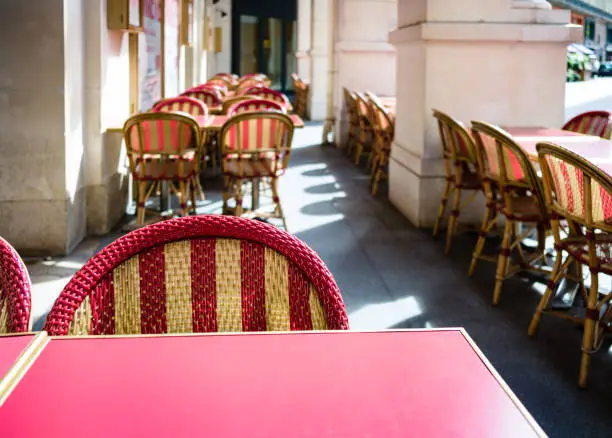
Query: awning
568 43 595 55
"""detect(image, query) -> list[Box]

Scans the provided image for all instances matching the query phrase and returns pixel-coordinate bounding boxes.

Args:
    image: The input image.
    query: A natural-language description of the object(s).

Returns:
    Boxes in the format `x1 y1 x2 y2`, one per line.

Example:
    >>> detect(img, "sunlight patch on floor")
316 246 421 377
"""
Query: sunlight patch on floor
348 296 423 330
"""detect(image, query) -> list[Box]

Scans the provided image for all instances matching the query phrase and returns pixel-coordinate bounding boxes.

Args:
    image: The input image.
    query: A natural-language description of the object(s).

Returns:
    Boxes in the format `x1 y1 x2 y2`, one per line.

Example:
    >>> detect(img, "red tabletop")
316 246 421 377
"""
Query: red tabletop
0 334 35 380
505 126 612 176
0 330 543 437
196 114 305 131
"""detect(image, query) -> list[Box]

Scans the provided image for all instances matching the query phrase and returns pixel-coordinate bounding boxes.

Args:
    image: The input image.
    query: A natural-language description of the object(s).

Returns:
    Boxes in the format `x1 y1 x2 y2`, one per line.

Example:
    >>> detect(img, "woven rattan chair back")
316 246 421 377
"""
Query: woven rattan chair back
213 73 238 86
123 112 201 180
562 111 611 138
239 74 272 87
153 96 208 118
0 237 31 333
238 79 269 94
471 121 547 220
222 95 259 113
343 88 358 128
365 92 394 149
432 110 478 166
227 98 286 117
204 79 229 95
537 142 612 233
219 112 294 177
180 88 222 108
43 216 349 336
244 87 292 112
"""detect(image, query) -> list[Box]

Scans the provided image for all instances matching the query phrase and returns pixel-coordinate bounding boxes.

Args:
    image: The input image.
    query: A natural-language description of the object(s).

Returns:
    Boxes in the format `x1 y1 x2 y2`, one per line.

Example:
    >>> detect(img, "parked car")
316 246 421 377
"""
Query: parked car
595 62 612 77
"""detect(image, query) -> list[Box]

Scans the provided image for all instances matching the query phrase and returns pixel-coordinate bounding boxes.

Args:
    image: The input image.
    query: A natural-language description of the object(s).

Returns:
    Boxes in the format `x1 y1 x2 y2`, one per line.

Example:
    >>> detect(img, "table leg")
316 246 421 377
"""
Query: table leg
252 178 260 211
160 181 171 213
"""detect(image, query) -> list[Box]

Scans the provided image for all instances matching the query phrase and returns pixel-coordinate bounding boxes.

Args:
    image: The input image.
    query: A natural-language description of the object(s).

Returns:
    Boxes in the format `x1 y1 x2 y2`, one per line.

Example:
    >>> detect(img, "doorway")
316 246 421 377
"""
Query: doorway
232 0 297 94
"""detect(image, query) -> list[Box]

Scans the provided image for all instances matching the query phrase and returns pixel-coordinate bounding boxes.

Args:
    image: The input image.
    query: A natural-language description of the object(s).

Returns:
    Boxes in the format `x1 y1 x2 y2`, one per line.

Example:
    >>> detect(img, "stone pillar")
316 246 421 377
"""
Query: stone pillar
388 0 581 227
334 0 396 145
0 0 88 255
307 0 332 121
296 0 312 82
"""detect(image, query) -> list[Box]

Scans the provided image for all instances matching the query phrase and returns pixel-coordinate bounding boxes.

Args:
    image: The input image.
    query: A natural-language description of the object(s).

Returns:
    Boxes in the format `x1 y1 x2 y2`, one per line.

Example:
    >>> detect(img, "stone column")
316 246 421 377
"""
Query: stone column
334 0 397 145
296 0 312 82
0 0 88 255
388 0 581 227
307 0 332 120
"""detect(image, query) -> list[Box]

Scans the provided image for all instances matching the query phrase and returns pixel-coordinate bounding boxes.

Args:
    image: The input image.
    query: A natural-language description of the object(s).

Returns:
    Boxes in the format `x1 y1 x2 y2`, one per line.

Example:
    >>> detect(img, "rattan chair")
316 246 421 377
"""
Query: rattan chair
0 237 31 334
292 74 309 118
222 95 259 114
227 98 286 117
352 92 373 166
431 110 483 254
529 142 612 388
213 73 238 87
206 78 231 92
180 88 223 112
153 96 208 117
470 121 550 305
562 111 611 138
219 112 294 230
365 92 394 197
342 88 359 156
243 87 292 112
43 215 349 336
123 112 202 225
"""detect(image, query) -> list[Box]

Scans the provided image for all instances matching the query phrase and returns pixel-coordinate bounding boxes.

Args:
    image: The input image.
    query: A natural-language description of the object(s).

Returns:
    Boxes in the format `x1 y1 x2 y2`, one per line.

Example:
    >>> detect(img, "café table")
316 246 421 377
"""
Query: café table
0 332 48 405
196 113 305 132
505 127 612 176
0 329 545 437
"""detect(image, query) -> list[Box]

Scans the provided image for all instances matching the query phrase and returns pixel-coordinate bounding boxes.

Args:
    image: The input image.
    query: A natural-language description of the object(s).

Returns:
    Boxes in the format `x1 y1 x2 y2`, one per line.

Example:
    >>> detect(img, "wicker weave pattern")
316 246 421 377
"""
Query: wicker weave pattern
227 99 285 117
476 130 525 181
205 79 229 94
0 237 32 333
245 88 292 111
181 89 222 107
237 80 265 95
544 154 612 224
44 216 348 335
153 97 208 117
562 111 611 138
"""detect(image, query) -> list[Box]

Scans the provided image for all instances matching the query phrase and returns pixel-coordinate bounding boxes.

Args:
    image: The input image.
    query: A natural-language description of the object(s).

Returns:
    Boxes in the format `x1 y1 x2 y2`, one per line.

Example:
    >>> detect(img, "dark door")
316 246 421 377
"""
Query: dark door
232 0 297 94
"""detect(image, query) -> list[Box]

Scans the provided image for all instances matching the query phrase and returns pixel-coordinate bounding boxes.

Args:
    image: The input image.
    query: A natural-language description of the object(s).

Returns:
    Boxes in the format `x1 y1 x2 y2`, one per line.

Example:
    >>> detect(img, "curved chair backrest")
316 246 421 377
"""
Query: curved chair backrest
237 82 265 95
240 73 269 85
471 120 547 220
562 111 611 138
343 88 358 122
153 96 208 118
44 215 348 335
246 87 292 111
181 89 223 108
537 142 612 233
222 95 259 113
123 112 201 181
432 110 478 166
365 92 394 149
227 98 286 117
0 237 32 333
204 79 229 94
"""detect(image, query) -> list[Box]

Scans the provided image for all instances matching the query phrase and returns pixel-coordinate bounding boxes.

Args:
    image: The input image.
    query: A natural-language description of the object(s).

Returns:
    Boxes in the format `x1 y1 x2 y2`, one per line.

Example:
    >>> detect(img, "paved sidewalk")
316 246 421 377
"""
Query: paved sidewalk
26 122 612 437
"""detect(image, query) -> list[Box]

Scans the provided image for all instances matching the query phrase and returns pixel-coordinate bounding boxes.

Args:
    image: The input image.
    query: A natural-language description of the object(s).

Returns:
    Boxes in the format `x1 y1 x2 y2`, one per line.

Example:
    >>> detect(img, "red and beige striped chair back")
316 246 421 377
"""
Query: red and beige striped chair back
222 95 259 114
239 74 271 87
153 96 208 118
0 237 31 334
204 79 229 95
181 88 223 108
432 110 478 166
237 82 265 96
562 111 611 138
537 142 612 231
43 216 349 335
123 112 201 181
220 112 294 178
227 98 286 117
245 87 292 112
471 121 547 218
213 73 238 86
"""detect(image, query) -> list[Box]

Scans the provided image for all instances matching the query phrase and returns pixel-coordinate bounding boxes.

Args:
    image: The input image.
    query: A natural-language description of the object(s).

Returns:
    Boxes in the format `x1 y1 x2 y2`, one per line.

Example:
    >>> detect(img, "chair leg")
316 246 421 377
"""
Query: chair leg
271 178 288 230
468 205 495 277
136 181 147 225
222 177 231 214
579 272 599 388
189 179 197 214
444 186 462 255
432 179 452 238
353 142 363 166
234 178 244 218
492 219 513 305
371 156 384 197
178 180 189 216
528 250 564 336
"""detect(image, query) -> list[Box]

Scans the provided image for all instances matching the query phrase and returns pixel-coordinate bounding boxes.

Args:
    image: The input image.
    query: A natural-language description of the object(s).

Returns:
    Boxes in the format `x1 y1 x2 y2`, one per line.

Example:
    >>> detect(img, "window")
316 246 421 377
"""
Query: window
607 25 612 45
584 18 595 41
